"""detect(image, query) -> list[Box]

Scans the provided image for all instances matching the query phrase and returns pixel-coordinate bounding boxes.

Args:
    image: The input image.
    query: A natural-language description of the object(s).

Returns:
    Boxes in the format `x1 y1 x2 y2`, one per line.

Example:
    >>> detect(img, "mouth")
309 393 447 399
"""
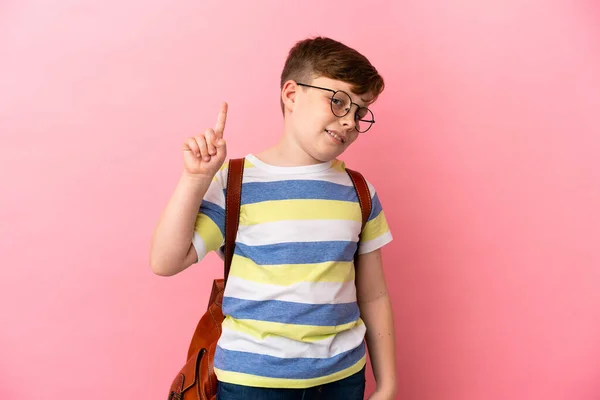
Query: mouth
325 129 345 144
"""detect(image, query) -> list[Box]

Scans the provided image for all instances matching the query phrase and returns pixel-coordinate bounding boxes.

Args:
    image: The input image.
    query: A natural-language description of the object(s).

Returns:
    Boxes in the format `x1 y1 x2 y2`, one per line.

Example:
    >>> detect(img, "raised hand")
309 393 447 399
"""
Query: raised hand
182 102 228 178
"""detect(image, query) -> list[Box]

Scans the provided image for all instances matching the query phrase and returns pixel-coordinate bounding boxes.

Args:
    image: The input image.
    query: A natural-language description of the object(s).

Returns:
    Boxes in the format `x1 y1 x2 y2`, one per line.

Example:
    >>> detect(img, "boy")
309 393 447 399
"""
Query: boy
150 37 397 400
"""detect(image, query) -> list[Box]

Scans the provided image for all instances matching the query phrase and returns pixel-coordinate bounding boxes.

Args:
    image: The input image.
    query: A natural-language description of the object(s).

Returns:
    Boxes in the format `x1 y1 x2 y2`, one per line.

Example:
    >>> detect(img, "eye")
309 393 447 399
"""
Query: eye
355 108 368 120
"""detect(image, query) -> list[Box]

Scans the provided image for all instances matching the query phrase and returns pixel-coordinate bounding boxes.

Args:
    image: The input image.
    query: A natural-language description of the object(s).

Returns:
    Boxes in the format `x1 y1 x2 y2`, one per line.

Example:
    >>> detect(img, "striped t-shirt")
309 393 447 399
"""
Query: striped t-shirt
192 153 392 389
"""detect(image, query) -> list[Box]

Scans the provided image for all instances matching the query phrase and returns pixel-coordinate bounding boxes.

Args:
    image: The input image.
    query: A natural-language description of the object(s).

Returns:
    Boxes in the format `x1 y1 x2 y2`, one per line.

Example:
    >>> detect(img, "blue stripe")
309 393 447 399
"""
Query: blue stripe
237 180 358 205
222 298 360 326
199 200 225 236
369 193 383 221
214 341 365 379
234 241 357 265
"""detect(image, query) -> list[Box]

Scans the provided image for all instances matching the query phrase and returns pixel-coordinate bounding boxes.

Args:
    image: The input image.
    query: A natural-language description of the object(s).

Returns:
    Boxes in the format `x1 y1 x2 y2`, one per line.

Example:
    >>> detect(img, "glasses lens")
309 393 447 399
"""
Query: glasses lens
355 108 374 133
330 91 352 117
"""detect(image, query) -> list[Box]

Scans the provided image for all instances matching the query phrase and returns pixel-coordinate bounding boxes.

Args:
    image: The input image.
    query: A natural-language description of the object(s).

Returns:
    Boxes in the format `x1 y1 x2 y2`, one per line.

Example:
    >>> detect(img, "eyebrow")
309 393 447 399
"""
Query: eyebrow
323 85 369 107
352 93 371 107
343 92 369 107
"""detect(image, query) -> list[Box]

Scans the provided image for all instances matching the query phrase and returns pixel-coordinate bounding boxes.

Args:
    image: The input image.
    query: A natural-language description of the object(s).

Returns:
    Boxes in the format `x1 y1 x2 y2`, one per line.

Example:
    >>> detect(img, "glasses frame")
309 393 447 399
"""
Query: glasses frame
296 82 375 133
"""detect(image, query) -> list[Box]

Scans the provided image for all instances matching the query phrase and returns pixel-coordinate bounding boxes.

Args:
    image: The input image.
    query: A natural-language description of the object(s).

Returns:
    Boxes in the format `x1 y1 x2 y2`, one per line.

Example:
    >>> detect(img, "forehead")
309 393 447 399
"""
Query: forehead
310 76 374 106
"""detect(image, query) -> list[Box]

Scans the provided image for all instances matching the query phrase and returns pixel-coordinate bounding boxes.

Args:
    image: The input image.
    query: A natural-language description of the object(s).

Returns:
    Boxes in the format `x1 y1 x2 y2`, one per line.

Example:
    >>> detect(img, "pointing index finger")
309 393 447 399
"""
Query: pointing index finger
215 102 228 138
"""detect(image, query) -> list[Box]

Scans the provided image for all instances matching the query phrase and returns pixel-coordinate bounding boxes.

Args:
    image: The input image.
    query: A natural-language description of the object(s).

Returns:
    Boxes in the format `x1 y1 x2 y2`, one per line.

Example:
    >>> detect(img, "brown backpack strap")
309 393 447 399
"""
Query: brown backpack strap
224 158 245 283
346 168 372 234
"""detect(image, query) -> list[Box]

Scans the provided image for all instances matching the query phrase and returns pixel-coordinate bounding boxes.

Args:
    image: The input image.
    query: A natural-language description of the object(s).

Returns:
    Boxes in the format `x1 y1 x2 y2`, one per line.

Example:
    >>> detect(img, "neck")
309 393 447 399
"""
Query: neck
256 132 325 167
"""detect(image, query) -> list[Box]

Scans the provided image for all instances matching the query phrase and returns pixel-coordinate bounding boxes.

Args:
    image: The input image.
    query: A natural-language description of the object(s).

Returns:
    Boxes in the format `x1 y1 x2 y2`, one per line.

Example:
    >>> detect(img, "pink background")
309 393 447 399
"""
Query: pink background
1 1 599 399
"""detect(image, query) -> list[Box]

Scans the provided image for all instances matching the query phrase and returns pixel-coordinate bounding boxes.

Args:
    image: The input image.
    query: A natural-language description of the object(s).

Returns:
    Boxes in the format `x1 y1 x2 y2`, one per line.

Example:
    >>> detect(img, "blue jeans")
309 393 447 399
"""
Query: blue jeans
216 367 366 400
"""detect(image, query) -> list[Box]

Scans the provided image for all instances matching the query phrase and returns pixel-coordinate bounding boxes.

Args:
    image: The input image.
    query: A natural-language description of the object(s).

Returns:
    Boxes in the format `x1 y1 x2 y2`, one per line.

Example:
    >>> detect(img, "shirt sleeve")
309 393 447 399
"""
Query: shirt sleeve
191 165 227 262
358 180 393 254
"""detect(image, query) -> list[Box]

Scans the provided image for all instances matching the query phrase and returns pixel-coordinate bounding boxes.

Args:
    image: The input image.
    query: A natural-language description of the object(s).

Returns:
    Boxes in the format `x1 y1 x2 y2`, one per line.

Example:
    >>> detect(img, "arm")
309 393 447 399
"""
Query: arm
149 102 229 276
356 248 397 399
149 173 211 276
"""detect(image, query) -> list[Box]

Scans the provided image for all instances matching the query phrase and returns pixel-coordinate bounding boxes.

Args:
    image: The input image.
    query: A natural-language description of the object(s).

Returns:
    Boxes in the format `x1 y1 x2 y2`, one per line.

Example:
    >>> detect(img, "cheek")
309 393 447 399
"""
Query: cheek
305 115 331 134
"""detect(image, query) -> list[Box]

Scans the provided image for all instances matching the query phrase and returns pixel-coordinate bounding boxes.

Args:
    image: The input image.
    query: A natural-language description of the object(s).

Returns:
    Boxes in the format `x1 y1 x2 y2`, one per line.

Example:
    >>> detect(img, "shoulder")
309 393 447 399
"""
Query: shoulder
334 159 377 199
214 157 256 188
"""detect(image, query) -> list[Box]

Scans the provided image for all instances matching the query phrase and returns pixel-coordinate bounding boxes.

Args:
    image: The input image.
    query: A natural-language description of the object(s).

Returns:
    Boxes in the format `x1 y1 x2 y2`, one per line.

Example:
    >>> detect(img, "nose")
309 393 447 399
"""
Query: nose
339 109 357 132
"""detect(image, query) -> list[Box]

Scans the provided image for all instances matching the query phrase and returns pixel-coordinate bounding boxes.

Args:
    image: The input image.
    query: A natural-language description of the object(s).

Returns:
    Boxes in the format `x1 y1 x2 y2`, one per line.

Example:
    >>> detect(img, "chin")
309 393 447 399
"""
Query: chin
309 149 343 163
300 138 346 163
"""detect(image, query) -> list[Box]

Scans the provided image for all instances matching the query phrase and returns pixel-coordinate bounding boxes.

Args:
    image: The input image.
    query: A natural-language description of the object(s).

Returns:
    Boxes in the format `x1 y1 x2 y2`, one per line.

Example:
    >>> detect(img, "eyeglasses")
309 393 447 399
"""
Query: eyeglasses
296 82 375 133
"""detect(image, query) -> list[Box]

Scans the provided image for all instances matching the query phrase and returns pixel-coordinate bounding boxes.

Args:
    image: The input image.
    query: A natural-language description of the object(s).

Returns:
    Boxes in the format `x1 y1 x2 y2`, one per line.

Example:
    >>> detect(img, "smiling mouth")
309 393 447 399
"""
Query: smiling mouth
325 130 345 144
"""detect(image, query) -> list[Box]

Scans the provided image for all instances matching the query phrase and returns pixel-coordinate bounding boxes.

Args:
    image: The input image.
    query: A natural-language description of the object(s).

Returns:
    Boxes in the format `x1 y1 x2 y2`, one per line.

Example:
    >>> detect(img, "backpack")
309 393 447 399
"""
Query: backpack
167 157 372 400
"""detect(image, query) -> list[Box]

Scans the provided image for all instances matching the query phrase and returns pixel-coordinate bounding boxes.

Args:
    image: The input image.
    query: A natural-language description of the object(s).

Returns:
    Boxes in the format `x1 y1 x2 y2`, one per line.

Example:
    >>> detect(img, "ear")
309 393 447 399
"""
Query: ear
281 80 299 113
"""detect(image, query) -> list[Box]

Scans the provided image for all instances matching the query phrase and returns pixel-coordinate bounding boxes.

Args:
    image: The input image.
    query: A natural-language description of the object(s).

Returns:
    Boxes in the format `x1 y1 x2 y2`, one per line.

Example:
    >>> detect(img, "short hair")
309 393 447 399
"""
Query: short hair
280 36 385 113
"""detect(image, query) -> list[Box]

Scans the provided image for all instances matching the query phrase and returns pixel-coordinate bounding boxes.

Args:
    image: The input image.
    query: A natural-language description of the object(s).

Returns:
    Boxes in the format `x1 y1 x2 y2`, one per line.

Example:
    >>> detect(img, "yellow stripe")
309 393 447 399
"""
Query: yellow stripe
215 159 255 182
222 317 364 342
361 211 390 242
219 159 255 172
194 214 223 253
240 199 361 225
229 255 355 285
214 356 366 389
331 159 346 172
